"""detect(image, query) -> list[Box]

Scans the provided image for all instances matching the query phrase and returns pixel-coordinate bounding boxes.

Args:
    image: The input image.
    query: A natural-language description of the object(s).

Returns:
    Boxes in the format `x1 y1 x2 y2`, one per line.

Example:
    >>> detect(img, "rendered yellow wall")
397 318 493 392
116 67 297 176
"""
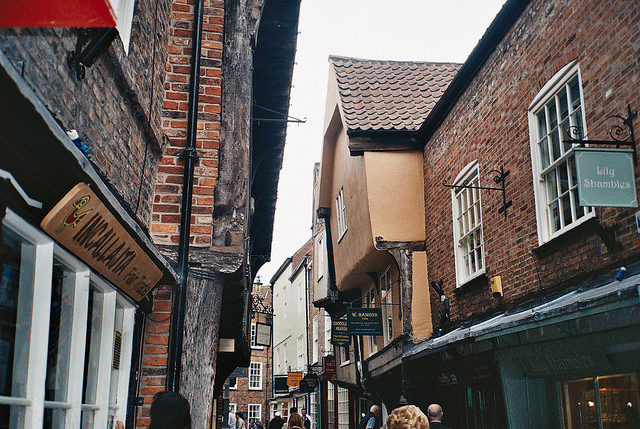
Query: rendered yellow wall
364 151 426 244
411 251 432 340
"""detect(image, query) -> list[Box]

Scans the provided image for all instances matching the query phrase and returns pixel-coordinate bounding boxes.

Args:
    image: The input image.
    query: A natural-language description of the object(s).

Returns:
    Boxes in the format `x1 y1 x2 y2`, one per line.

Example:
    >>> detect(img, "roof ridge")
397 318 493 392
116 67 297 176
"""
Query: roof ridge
328 54 462 66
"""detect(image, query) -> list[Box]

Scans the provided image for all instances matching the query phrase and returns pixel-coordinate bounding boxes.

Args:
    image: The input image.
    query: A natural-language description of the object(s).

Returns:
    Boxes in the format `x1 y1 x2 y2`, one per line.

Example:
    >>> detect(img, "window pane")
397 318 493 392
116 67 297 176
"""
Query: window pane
598 374 640 428
109 304 125 410
44 407 66 429
549 201 561 233
82 287 104 406
547 99 558 129
0 224 34 401
558 88 569 120
561 194 573 227
45 261 75 403
546 171 558 202
559 162 570 194
537 111 547 140
550 129 561 161
563 378 598 428
539 137 550 169
569 76 581 111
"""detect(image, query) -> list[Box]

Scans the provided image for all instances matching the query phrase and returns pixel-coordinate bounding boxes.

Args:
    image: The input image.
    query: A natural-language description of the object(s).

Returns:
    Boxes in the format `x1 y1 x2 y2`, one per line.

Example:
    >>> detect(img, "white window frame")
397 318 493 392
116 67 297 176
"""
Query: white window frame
250 322 263 350
335 187 348 240
379 268 394 345
312 315 319 364
337 386 349 429
451 161 486 287
229 403 237 415
248 403 262 422
339 345 350 367
0 209 135 428
528 61 594 245
296 335 305 370
323 312 331 356
315 233 325 282
248 362 262 390
228 376 238 390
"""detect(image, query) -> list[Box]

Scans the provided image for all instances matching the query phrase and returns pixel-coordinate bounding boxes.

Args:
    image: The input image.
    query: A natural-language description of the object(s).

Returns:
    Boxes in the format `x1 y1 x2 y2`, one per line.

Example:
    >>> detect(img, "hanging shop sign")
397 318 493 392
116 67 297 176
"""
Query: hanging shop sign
41 183 163 301
287 371 303 387
255 322 272 347
347 307 383 335
274 375 289 394
331 318 350 346
323 355 336 382
574 148 638 207
299 373 320 393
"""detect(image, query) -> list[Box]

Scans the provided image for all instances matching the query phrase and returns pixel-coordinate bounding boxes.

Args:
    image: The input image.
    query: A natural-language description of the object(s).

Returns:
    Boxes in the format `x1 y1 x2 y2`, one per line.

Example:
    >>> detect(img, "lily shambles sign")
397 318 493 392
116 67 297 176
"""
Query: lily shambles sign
574 148 638 207
41 183 163 301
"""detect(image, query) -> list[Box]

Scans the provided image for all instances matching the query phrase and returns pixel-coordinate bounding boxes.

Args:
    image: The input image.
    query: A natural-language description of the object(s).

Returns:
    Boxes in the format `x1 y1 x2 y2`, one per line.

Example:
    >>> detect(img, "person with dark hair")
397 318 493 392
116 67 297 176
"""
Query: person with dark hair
268 412 284 429
151 391 192 429
286 413 304 429
236 411 247 429
300 408 312 429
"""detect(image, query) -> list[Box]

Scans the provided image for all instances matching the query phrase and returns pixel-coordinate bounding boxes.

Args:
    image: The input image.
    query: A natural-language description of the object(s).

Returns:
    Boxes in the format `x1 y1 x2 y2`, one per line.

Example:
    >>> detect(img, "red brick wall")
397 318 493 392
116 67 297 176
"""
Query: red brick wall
136 285 173 427
150 0 224 246
423 0 640 325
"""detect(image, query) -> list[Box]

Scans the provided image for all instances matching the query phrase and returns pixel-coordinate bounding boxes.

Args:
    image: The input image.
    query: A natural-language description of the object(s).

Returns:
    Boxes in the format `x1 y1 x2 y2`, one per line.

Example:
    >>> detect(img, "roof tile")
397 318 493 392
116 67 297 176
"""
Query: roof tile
330 56 460 132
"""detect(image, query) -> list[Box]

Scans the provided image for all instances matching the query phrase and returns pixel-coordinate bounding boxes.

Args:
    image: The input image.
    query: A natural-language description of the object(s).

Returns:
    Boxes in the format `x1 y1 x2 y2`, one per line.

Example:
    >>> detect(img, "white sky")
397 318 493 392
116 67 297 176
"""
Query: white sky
257 0 507 283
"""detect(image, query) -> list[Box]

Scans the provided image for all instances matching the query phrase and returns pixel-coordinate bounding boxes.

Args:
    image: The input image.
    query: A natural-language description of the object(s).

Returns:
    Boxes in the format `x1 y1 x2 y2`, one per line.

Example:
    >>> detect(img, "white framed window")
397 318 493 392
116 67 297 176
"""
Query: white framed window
380 268 394 345
335 187 347 240
451 162 485 286
323 312 331 356
297 280 304 314
312 315 319 364
315 233 325 282
229 403 237 415
250 322 263 350
337 386 349 429
310 390 319 429
297 335 305 370
364 288 377 354
528 61 593 244
249 362 262 390
339 346 350 367
228 376 238 390
248 404 262 423
0 209 135 428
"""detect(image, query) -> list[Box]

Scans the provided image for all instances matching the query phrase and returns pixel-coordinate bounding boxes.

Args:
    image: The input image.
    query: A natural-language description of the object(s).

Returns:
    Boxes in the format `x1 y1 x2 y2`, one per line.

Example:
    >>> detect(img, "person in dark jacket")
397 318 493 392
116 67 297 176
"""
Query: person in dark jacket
358 405 381 429
427 404 451 429
268 412 284 429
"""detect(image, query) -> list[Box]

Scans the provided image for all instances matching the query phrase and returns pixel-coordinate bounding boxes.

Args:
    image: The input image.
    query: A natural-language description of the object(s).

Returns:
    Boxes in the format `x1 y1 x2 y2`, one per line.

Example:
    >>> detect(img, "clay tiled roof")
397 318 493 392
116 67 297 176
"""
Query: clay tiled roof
329 56 461 132
291 238 313 273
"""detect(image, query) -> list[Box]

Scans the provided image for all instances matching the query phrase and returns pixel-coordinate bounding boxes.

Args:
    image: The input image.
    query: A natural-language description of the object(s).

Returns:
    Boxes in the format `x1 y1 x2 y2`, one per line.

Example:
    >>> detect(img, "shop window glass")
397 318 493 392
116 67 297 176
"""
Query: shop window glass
0 223 35 427
81 286 104 427
43 260 76 428
563 374 640 429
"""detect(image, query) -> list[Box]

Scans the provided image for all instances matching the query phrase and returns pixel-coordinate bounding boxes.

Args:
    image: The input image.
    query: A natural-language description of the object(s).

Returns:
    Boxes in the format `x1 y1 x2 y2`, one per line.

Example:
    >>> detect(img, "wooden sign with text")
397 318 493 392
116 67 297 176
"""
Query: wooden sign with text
41 183 163 301
287 371 303 387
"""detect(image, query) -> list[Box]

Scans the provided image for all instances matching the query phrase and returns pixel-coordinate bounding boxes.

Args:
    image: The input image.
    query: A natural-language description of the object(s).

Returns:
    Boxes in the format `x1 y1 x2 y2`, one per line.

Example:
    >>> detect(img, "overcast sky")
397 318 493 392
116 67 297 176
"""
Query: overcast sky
256 0 507 283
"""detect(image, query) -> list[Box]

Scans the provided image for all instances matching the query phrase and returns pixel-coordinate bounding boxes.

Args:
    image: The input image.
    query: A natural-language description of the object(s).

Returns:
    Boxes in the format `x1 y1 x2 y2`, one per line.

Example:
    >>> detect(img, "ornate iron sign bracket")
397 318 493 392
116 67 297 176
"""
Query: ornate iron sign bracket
442 166 512 218
564 104 638 163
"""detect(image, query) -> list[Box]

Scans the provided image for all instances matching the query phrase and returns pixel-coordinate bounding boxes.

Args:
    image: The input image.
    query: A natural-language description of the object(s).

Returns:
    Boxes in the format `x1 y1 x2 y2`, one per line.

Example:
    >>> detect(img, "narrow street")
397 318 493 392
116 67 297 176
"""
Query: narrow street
0 1 639 428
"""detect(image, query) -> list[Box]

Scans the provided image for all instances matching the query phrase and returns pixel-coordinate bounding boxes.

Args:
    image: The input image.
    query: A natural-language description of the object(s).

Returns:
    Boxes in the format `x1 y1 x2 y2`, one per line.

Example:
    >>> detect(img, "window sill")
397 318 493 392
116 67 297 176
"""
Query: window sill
454 272 488 296
248 387 262 391
340 360 351 367
533 215 605 257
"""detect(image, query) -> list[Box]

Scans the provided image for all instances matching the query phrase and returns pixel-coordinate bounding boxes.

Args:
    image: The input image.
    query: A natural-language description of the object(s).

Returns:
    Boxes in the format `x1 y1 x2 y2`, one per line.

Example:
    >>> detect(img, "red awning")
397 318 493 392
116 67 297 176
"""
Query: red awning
0 0 117 28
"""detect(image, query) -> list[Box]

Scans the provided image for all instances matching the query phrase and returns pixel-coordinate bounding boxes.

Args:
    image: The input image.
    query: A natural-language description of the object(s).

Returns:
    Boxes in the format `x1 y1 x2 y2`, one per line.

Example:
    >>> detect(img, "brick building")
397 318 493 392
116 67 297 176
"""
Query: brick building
227 281 273 426
0 0 300 428
403 0 640 427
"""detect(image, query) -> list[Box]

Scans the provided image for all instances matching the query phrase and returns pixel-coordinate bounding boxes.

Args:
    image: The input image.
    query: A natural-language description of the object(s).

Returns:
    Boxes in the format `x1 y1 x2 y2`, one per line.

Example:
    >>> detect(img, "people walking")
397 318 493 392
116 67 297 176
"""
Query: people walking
359 405 381 429
236 412 247 429
300 408 312 429
385 405 429 429
426 404 450 429
268 412 284 429
286 413 305 429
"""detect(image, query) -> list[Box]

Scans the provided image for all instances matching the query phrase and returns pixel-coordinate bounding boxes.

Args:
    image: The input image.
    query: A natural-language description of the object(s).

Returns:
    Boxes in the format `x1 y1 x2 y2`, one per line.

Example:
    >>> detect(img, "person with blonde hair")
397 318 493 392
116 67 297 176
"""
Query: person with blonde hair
385 405 429 429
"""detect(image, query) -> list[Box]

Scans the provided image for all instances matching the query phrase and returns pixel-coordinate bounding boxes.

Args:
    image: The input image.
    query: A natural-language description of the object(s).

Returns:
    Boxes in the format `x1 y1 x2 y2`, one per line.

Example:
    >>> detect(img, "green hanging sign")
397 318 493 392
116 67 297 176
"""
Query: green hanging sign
347 307 383 335
574 147 637 207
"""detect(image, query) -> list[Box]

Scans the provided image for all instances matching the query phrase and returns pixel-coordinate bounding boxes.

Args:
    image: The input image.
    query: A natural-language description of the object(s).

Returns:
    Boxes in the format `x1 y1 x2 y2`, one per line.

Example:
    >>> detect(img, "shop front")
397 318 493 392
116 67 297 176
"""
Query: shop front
0 52 176 428
489 275 640 428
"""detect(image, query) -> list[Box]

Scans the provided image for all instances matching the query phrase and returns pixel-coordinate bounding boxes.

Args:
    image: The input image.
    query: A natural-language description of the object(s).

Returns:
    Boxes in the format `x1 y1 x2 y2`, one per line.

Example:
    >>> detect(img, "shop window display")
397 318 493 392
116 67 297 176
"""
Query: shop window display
563 374 640 428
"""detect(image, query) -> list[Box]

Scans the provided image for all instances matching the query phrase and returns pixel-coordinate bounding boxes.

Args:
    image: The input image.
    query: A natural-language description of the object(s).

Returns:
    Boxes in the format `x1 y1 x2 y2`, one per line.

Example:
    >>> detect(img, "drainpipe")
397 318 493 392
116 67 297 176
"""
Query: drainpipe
167 0 205 392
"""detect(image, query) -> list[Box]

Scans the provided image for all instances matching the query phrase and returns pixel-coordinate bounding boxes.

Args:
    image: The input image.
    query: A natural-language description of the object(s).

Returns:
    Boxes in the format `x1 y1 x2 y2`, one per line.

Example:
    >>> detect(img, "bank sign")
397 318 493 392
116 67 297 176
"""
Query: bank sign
574 147 637 207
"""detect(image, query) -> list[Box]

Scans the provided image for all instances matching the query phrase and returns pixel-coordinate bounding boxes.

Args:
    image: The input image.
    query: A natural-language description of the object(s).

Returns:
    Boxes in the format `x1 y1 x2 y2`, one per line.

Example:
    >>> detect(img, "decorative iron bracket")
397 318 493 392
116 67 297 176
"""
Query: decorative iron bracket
442 166 512 218
564 104 637 163
67 28 117 80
